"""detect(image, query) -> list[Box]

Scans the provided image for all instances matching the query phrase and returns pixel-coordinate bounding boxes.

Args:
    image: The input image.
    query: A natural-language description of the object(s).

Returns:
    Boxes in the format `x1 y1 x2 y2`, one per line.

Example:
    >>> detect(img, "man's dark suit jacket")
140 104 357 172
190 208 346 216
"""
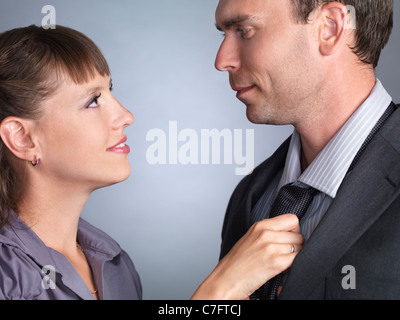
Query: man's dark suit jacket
220 102 400 299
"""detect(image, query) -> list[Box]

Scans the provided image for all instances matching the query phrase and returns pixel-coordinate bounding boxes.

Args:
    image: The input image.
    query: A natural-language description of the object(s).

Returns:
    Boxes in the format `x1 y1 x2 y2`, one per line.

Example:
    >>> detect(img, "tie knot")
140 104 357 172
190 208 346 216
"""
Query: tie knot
269 184 319 220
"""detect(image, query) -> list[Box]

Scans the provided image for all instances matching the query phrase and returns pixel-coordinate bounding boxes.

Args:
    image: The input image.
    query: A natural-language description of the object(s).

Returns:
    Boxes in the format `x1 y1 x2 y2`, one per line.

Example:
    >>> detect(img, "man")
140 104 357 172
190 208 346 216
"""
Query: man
213 0 398 300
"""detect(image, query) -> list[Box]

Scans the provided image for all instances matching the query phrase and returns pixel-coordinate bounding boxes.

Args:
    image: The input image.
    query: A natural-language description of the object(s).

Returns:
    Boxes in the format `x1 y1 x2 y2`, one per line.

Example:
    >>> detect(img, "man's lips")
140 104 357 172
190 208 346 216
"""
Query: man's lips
107 137 130 154
234 85 256 99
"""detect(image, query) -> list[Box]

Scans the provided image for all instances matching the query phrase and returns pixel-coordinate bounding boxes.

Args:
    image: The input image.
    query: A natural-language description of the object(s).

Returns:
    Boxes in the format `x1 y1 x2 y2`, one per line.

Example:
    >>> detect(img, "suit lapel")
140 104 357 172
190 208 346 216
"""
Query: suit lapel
280 105 400 299
243 137 291 221
220 137 291 259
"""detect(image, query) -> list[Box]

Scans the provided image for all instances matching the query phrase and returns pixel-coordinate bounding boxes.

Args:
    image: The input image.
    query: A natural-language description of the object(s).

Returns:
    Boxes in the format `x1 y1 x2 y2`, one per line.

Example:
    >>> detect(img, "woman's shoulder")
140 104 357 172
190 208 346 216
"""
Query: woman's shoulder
0 239 46 300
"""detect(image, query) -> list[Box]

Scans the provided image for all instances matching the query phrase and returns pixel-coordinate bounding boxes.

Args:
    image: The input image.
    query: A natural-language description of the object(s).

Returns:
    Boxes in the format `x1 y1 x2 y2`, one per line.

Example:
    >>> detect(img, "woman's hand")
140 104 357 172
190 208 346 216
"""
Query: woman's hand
191 214 303 300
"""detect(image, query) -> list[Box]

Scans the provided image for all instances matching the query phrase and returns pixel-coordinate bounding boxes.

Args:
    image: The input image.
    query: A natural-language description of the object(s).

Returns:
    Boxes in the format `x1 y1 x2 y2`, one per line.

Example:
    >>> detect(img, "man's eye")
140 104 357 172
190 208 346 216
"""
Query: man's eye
237 28 252 38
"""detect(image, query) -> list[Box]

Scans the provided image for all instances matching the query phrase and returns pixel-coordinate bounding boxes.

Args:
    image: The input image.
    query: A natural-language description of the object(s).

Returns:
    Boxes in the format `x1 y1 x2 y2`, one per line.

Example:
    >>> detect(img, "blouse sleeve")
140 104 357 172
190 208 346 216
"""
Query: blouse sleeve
0 243 45 300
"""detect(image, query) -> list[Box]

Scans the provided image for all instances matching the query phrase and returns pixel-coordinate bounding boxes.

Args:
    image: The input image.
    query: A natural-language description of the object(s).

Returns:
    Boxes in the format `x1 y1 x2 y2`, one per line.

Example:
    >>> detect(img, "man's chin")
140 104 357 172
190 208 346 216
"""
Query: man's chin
245 105 285 126
245 105 267 124
246 113 262 124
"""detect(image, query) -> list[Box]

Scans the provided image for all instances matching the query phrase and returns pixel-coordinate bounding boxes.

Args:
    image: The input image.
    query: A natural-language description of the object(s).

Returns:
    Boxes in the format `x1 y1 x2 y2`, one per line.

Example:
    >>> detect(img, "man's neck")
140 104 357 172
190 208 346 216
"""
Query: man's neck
296 71 377 170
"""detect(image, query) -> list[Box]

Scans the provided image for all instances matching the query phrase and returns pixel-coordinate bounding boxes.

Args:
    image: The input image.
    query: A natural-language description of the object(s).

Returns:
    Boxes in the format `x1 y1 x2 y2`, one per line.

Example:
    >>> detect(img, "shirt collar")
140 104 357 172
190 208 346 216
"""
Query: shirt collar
278 79 392 198
0 211 121 299
76 218 121 258
2 211 121 265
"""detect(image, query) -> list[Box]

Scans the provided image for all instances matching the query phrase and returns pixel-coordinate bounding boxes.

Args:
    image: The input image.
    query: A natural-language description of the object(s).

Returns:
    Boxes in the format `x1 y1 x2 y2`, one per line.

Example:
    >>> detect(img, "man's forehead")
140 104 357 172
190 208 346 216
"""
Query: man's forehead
216 0 264 27
215 0 285 29
216 0 262 17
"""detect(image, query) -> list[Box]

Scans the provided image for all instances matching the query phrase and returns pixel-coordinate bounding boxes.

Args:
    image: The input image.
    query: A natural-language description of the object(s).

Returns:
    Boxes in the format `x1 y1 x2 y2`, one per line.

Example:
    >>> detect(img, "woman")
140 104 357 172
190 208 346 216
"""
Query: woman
0 24 141 300
0 25 301 300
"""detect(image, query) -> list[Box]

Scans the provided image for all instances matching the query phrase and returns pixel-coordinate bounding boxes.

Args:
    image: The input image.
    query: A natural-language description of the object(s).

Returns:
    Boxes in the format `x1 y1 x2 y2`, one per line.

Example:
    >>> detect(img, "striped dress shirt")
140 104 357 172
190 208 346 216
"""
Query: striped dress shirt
251 79 393 241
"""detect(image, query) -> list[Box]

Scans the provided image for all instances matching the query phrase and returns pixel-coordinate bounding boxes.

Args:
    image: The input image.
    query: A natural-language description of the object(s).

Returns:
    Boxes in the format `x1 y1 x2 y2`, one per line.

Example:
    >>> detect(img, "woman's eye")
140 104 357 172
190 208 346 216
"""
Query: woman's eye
87 94 101 108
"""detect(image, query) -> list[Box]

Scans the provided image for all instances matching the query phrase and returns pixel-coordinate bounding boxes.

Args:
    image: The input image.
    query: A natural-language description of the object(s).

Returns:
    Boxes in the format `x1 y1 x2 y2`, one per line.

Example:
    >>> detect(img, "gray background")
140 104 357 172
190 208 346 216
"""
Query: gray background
0 0 399 299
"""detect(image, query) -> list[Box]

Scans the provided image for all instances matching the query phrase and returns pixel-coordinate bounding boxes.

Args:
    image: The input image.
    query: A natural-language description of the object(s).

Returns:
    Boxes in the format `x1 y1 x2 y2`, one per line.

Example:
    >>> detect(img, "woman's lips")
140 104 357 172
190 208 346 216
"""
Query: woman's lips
107 137 130 154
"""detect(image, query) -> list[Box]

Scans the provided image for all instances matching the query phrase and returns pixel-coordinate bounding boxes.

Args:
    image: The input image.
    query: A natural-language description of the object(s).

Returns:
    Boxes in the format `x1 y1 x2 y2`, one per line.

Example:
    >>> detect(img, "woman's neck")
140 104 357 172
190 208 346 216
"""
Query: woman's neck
17 179 90 256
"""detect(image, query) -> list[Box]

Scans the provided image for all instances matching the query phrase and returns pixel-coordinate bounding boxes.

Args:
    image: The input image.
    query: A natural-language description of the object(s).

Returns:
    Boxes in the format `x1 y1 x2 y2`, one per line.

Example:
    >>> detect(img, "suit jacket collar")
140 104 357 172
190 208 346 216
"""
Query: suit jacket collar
279 102 400 299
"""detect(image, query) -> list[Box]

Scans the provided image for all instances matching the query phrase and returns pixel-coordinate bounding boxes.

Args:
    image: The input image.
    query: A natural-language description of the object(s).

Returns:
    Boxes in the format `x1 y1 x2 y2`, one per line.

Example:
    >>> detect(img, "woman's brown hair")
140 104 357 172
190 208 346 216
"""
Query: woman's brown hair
0 25 110 228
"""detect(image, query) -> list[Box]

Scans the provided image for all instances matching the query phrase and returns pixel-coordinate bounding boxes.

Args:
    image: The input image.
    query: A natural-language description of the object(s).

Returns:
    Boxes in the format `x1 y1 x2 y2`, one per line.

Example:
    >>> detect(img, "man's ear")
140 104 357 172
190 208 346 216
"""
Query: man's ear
318 2 350 56
0 117 37 162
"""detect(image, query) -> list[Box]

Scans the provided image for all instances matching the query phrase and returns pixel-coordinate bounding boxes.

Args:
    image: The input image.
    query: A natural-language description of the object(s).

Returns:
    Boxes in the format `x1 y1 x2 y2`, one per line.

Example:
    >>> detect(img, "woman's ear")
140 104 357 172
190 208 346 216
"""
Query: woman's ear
0 117 38 162
318 2 350 56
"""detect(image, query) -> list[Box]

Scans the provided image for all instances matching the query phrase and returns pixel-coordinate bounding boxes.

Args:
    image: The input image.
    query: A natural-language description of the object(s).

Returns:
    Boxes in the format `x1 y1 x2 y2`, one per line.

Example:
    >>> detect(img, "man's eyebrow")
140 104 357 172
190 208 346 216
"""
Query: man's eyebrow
215 15 257 31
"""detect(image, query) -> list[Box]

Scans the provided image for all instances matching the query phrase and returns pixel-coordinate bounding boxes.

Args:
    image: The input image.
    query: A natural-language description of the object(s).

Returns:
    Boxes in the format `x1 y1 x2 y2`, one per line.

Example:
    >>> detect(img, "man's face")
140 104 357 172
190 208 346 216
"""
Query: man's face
215 0 323 125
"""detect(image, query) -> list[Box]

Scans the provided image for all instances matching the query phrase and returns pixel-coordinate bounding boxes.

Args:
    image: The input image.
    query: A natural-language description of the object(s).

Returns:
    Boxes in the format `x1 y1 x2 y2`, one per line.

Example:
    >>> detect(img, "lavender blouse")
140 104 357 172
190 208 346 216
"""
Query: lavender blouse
0 213 142 300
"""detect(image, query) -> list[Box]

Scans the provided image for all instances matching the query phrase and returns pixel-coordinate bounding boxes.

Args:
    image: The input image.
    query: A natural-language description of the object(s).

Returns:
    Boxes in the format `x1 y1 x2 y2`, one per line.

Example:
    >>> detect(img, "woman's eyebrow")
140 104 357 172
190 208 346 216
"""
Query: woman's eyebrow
83 79 112 97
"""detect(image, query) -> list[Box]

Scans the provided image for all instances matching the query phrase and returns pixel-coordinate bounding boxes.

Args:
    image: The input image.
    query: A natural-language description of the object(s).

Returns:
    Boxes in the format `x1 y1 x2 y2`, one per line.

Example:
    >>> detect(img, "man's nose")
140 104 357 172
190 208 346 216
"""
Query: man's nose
215 37 240 72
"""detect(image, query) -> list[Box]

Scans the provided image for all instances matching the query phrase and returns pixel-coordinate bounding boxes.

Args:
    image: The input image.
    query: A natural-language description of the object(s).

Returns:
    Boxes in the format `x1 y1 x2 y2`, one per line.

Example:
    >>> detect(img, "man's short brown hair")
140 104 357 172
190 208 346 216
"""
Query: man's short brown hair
291 0 393 68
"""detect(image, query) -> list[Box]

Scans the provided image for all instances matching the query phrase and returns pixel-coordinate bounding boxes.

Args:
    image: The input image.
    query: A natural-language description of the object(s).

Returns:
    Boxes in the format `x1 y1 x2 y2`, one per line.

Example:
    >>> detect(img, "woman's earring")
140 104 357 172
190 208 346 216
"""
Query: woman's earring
31 156 40 167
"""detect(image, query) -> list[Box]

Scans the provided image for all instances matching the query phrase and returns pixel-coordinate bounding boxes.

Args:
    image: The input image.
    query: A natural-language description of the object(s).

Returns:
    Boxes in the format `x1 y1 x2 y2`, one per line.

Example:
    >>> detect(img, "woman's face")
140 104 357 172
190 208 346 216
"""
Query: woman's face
34 72 134 192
